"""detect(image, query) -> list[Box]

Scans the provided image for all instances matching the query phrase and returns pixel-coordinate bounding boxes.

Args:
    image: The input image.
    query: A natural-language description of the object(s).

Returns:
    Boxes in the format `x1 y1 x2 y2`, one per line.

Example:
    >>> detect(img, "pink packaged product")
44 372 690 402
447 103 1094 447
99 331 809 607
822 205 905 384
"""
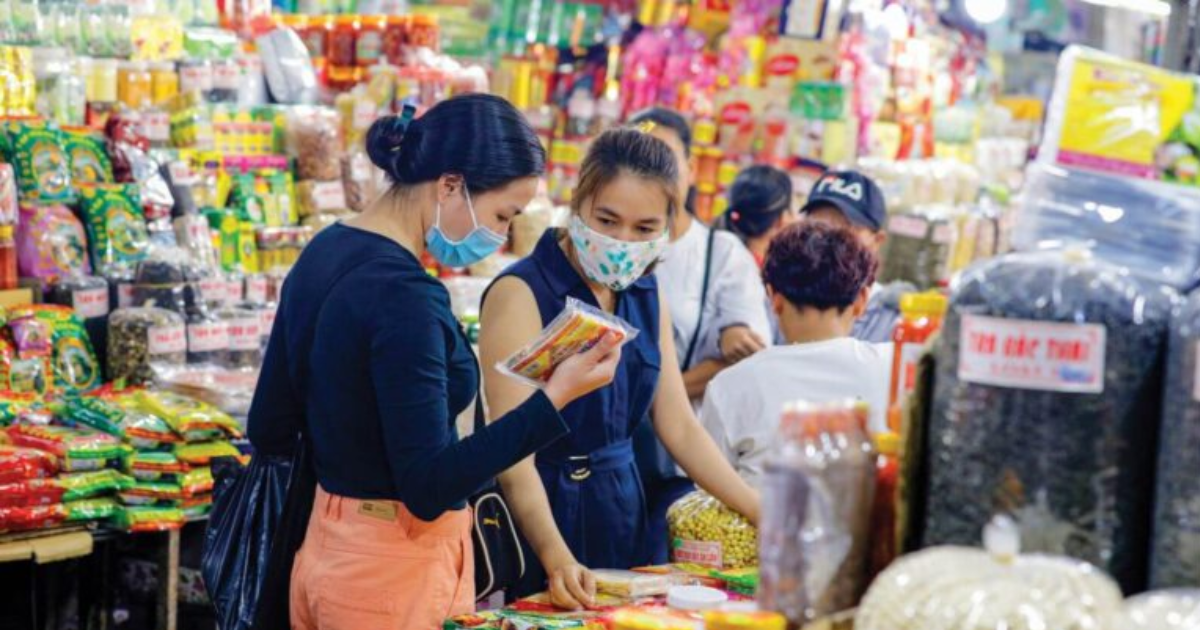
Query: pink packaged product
17 204 92 282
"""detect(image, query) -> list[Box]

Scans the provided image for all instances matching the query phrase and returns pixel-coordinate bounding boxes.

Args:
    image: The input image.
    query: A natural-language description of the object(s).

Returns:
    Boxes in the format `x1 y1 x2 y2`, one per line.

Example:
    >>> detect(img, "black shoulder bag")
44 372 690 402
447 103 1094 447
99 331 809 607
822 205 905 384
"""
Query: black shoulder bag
468 398 528 602
682 227 717 370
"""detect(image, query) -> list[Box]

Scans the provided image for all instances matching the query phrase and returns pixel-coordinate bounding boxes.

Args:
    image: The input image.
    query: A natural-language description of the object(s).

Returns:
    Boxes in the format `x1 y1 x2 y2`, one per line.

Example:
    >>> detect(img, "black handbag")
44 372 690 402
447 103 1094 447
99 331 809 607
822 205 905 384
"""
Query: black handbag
468 398 528 602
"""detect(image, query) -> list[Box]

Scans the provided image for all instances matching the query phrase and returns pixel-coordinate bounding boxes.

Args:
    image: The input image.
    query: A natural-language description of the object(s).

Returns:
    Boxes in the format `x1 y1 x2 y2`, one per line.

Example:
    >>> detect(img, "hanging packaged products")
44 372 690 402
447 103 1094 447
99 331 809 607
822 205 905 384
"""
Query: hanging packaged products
256 27 317 105
1 118 73 203
107 306 186 386
1151 290 1200 588
923 250 1176 593
16 204 91 282
106 114 175 222
62 127 114 184
79 184 150 277
0 445 58 484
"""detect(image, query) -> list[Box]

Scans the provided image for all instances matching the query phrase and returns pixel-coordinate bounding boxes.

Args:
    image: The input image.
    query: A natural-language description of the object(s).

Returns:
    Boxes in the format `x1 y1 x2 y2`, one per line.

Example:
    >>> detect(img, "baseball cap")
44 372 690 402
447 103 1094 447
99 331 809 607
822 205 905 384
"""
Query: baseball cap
800 170 887 231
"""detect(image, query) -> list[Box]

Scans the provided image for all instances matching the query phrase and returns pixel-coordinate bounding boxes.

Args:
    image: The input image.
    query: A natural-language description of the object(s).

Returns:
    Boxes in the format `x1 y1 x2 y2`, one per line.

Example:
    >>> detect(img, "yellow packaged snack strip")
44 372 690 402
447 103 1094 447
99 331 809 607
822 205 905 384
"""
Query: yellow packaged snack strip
498 297 638 388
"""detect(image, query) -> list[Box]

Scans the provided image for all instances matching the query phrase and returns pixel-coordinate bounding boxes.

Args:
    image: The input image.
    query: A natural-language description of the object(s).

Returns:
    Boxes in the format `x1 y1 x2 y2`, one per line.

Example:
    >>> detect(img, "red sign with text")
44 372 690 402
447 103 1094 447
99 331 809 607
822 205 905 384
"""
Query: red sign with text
958 315 1106 394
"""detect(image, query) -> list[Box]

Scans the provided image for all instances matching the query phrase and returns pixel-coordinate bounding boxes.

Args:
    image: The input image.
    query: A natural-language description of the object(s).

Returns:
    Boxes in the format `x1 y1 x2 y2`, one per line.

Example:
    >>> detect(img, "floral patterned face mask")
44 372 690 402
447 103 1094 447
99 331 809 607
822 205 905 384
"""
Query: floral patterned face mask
568 214 669 291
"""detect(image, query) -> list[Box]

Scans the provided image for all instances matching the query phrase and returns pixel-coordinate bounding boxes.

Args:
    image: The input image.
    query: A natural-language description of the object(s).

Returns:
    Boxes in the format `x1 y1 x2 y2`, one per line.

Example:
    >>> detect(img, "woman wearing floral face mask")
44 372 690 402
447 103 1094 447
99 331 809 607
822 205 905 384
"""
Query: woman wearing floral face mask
479 127 760 608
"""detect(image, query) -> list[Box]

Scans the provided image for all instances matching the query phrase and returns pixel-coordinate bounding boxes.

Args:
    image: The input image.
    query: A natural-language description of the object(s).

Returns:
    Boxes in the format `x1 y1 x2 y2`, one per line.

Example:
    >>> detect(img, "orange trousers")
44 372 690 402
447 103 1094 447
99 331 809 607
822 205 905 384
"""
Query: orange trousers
290 486 475 630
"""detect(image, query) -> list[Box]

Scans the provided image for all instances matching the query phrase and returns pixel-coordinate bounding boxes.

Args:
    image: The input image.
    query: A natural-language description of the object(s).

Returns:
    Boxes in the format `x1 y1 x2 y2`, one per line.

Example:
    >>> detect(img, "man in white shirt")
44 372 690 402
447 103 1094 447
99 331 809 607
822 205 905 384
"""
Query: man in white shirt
701 221 893 487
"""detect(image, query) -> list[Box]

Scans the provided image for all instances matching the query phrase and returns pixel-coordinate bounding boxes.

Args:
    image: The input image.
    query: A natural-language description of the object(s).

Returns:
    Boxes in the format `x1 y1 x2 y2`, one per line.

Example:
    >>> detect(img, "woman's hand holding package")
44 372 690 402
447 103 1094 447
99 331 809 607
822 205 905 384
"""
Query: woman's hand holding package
544 332 622 410
546 556 596 611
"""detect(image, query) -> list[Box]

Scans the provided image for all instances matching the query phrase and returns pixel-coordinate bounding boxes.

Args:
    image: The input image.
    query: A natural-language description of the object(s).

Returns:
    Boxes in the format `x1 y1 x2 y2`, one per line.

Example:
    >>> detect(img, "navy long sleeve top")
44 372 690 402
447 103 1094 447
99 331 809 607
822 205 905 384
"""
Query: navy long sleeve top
247 223 568 522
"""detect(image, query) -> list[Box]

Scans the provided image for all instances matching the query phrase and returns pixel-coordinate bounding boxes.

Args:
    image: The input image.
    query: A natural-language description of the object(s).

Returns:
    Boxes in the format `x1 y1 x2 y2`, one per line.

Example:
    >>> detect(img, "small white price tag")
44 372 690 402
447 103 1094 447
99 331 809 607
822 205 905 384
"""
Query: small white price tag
188 322 230 353
227 317 263 351
148 325 187 355
72 288 110 319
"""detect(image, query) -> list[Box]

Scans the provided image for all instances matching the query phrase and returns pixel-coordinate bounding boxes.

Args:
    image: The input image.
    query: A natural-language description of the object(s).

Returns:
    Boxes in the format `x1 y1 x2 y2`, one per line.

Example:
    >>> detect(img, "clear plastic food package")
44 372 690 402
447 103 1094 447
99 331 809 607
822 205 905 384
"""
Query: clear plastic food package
758 401 876 624
857 517 1125 630
1151 289 1200 588
286 107 342 181
1123 589 1200 629
592 569 672 599
108 307 187 386
923 250 1177 593
667 491 757 570
17 203 92 281
497 297 638 389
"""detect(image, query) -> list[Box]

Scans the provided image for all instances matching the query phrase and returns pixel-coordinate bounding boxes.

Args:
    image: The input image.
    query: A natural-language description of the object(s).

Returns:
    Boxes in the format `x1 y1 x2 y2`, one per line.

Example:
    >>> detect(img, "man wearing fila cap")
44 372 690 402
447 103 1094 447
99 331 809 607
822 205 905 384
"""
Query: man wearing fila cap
800 169 915 343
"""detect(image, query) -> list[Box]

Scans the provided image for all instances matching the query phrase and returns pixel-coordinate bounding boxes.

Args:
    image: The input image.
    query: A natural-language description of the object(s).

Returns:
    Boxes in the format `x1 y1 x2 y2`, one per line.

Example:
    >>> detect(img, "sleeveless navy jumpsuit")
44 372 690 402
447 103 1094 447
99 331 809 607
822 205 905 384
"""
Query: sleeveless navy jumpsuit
495 230 662 597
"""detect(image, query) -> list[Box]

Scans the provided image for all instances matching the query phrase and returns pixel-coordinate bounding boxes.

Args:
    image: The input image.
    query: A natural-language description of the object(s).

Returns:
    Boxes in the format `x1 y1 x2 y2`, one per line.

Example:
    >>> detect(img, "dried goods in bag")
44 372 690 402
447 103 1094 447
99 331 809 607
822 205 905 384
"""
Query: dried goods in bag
7 305 101 393
114 505 185 532
123 451 188 482
1150 290 1200 588
1123 590 1200 629
922 250 1176 593
62 127 114 184
497 297 638 388
107 307 187 385
17 204 91 281
65 497 118 522
135 390 242 441
0 445 58 484
1 118 73 203
667 491 758 570
286 107 342 181
46 276 110 321
6 423 130 472
79 183 150 276
174 441 241 466
0 504 67 532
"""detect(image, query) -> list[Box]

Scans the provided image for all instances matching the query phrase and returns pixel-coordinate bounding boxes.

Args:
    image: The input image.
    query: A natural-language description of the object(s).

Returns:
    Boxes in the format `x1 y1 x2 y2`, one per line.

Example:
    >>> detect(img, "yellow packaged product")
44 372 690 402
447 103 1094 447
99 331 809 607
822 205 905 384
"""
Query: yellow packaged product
497 297 637 388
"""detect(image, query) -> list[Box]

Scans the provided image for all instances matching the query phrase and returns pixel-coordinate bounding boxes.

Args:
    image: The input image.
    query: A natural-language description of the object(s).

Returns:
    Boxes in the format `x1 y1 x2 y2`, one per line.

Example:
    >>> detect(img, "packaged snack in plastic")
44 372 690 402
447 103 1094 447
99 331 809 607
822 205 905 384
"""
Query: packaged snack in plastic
857 517 1125 630
107 307 186 386
106 114 174 222
180 466 213 497
286 107 342 181
63 395 125 436
8 305 101 394
132 247 190 314
879 209 956 290
62 127 114 184
1123 590 1200 629
46 275 110 320
923 250 1176 593
498 297 638 388
57 469 135 501
0 391 39 426
17 204 91 282
758 401 877 624
114 505 185 532
0 478 65 507
174 441 240 466
120 479 184 504
0 445 58 484
154 363 258 417
668 491 757 570
2 118 73 203
709 567 758 596
6 423 129 471
65 497 119 522
215 306 263 369
1151 290 1200 588
70 394 179 448
296 179 348 217
181 498 212 519
124 451 188 481
0 504 67 532
78 183 150 276
593 570 672 599
136 390 242 441
256 28 318 105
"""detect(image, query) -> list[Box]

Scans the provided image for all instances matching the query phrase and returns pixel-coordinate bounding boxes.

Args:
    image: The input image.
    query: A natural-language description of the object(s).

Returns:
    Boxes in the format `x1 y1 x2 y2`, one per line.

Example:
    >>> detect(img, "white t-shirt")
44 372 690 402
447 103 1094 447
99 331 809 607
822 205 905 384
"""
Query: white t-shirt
699 338 893 487
657 221 772 372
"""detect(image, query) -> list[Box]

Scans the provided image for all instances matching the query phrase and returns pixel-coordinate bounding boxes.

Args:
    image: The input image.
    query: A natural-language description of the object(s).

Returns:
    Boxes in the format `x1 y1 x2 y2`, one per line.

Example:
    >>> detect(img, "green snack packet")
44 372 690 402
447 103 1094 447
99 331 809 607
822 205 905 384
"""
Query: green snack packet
3 119 73 203
57 469 135 502
62 128 114 184
114 505 185 532
135 390 243 441
65 497 119 522
174 441 240 466
65 396 126 436
124 451 188 481
120 479 184 501
180 466 213 497
78 183 149 276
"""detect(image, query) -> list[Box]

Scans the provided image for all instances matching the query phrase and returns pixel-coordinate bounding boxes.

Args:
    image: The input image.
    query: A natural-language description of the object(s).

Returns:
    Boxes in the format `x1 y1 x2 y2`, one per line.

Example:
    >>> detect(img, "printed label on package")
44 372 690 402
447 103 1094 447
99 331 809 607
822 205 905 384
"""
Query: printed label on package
958 315 1107 394
223 280 243 305
199 279 225 303
893 342 926 405
245 277 268 304
148 325 187 355
117 283 135 309
672 539 723 568
142 112 170 144
188 322 230 353
227 317 262 351
313 181 347 211
888 215 928 239
72 288 110 319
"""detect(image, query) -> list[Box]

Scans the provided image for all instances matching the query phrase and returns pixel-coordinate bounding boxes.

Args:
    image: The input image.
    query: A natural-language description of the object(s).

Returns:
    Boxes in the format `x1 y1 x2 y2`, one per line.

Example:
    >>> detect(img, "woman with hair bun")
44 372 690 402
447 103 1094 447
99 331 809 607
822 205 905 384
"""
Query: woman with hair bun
246 94 622 630
722 164 796 268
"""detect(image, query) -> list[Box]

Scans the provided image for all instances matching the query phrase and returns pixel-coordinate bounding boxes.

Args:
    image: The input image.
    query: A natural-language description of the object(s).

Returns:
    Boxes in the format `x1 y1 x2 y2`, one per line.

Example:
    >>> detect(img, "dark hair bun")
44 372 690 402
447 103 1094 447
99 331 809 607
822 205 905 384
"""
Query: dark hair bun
727 165 793 238
365 94 546 193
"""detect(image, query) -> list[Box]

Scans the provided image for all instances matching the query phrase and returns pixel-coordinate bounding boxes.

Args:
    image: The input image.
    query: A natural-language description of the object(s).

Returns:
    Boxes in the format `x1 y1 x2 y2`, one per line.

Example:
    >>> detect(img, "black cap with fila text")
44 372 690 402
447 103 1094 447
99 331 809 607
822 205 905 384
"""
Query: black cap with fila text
800 170 887 232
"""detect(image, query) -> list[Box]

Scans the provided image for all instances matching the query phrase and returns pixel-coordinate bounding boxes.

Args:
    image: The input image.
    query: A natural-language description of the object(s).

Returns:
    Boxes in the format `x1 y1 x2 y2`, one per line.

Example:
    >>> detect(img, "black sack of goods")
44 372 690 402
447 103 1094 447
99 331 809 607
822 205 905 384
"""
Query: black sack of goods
1150 289 1200 589
921 250 1176 593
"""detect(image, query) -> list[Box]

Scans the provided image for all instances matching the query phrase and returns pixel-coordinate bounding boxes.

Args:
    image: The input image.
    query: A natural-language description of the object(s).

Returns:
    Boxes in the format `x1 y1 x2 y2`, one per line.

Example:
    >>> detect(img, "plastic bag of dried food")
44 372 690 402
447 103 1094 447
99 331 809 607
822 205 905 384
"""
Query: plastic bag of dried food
8 305 101 394
1150 290 1200 589
132 247 190 314
124 451 188 482
1123 589 1200 629
591 570 671 599
65 497 118 522
153 364 258 417
6 423 130 472
286 107 342 181
62 127 114 184
256 27 318 105
2 118 73 203
69 394 178 449
17 204 91 281
108 307 187 386
498 297 638 389
120 479 185 505
0 392 39 426
668 491 757 570
215 306 263 369
78 183 150 277
46 275 110 321
0 445 58 484
114 505 186 532
296 179 348 218
879 209 956 290
181 466 214 497
175 441 241 467
922 249 1177 593
136 390 242 441
0 504 67 532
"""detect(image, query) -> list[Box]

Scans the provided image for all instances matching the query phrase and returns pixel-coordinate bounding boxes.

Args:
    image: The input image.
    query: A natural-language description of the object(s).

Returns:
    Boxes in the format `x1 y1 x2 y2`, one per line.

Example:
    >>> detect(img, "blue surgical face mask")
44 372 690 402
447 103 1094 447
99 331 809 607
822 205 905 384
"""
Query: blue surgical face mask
425 186 507 268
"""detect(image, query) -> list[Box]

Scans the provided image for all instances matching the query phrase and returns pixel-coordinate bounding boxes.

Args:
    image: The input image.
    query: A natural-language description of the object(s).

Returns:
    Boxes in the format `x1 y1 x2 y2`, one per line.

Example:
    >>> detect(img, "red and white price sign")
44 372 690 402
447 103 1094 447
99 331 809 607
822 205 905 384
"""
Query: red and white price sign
259 307 277 335
149 325 187 355
117 283 136 309
224 280 244 305
72 288 110 319
312 181 347 211
958 315 1107 394
227 317 263 351
245 276 268 305
672 540 723 569
188 322 230 353
199 278 225 303
142 112 170 144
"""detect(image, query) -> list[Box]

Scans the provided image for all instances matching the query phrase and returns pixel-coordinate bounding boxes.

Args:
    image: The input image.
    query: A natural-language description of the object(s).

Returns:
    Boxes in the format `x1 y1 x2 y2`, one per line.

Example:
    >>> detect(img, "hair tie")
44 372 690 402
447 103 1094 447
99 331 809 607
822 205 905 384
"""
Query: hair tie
390 104 417 152
634 120 657 135
730 210 741 221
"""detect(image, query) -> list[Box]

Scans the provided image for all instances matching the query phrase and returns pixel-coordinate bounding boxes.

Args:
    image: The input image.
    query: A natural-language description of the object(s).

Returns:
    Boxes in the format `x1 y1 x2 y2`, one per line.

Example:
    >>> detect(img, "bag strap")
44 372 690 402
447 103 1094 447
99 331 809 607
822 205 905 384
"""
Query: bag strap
682 227 717 370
